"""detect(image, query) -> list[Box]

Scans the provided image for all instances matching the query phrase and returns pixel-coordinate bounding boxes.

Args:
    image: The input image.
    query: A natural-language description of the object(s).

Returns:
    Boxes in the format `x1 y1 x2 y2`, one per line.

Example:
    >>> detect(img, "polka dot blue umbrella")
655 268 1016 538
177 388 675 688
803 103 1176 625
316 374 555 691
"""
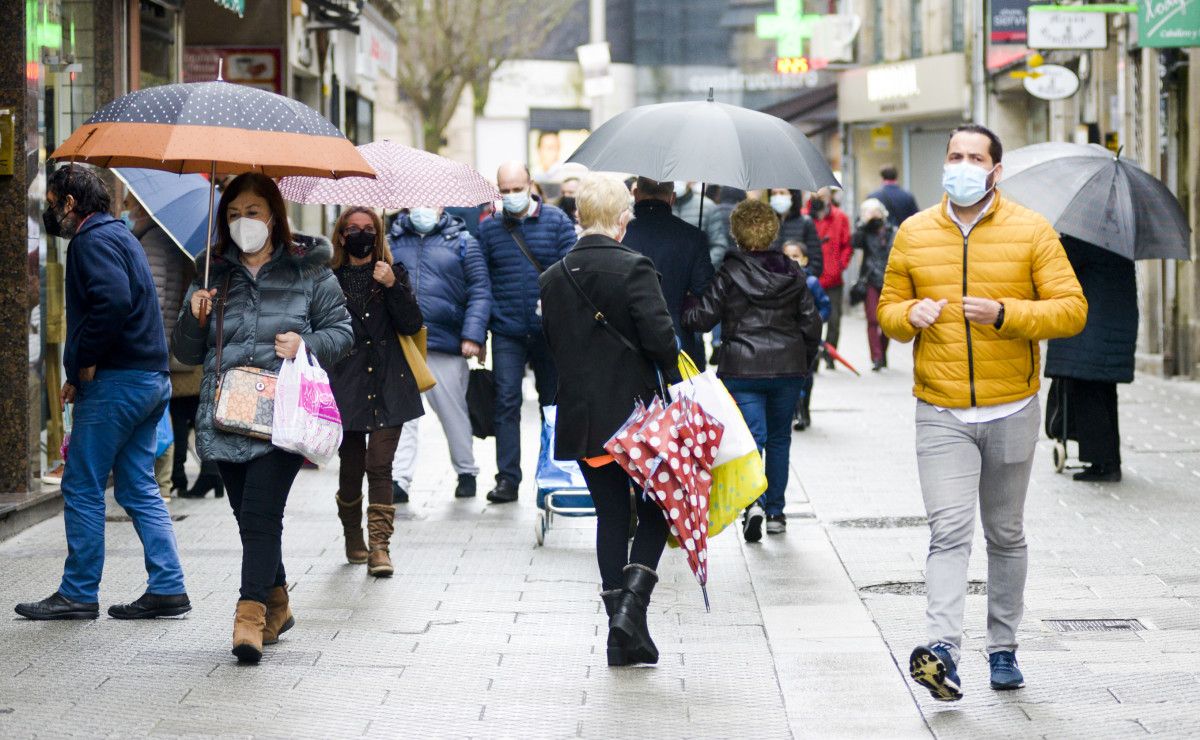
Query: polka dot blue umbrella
51 75 374 288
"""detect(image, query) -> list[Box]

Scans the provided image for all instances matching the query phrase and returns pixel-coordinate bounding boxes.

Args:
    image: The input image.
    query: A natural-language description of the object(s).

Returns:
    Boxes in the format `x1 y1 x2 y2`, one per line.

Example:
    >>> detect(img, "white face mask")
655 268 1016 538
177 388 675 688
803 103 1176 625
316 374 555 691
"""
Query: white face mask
769 194 793 215
230 216 270 254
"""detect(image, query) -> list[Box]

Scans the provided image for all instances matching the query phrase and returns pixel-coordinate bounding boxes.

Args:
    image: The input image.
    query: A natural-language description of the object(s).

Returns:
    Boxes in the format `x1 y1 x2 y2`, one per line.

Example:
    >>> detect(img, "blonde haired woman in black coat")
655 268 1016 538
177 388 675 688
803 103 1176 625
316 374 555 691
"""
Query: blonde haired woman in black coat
539 174 680 668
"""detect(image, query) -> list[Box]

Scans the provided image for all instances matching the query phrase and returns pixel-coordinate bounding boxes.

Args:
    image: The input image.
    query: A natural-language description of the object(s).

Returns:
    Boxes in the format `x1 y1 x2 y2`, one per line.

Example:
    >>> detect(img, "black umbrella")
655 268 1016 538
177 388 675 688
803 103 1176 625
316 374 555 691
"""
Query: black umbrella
999 142 1191 261
566 92 839 192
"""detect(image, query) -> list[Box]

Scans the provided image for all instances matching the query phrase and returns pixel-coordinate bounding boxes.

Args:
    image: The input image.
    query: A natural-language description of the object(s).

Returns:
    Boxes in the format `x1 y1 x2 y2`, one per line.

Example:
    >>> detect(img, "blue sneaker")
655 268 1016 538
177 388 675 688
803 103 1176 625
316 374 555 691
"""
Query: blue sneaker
909 642 963 701
989 650 1025 690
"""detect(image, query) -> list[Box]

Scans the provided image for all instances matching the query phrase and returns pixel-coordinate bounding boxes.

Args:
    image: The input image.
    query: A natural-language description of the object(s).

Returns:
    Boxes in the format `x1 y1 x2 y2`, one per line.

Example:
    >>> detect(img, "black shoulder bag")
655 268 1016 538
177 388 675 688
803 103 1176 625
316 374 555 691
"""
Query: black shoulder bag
503 218 545 273
556 257 669 398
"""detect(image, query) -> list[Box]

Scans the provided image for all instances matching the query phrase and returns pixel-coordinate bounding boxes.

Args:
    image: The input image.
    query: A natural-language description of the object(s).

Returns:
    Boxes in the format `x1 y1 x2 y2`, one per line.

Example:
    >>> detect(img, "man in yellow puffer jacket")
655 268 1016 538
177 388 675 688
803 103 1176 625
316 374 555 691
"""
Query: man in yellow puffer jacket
878 125 1086 703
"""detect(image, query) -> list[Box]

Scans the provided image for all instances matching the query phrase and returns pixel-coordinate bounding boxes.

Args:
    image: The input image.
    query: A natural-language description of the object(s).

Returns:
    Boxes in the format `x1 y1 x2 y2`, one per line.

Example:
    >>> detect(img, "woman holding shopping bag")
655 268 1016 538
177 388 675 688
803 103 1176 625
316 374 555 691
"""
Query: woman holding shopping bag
684 198 822 542
539 174 681 667
173 173 353 663
327 207 424 577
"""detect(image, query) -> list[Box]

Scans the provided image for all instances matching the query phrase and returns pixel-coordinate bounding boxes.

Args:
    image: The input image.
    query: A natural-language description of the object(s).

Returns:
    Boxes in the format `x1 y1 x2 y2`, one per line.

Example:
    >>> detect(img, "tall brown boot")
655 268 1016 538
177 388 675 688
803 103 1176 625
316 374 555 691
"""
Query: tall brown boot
232 599 267 663
336 494 369 564
366 504 396 577
262 585 294 646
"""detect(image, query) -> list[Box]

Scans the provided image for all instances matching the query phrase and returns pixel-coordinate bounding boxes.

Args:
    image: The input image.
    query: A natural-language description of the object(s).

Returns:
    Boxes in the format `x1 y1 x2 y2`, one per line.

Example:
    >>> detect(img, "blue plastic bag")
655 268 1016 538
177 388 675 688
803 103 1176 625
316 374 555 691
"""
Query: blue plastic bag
535 406 592 514
155 403 173 459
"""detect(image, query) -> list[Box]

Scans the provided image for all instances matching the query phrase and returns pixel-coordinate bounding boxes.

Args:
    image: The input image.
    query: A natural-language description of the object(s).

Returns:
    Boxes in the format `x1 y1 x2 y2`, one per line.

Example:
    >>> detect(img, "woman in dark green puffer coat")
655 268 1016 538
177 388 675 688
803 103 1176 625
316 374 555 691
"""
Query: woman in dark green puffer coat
172 173 352 664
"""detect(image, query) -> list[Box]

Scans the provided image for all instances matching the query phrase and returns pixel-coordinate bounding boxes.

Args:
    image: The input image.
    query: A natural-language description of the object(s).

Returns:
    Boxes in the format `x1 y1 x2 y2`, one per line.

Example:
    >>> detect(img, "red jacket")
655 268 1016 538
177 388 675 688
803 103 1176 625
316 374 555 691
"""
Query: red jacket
810 205 852 289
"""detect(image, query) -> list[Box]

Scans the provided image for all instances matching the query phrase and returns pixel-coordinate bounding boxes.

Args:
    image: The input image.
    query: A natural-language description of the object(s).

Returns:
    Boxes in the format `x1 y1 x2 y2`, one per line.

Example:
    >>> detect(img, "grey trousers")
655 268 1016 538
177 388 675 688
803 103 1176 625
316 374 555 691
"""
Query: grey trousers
914 398 1040 661
392 351 480 489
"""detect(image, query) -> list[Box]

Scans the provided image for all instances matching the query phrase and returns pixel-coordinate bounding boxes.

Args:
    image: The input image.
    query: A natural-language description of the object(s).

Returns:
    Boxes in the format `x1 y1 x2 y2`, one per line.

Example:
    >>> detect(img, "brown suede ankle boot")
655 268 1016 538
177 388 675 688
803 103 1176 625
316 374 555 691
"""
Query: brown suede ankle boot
366 504 396 577
262 585 294 646
232 599 267 663
336 494 369 564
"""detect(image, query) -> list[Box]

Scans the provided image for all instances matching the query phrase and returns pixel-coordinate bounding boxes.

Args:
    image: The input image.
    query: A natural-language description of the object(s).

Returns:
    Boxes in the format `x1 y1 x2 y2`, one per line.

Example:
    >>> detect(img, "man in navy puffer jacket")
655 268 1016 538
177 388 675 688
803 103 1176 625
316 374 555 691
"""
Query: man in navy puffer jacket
477 161 577 503
389 209 491 501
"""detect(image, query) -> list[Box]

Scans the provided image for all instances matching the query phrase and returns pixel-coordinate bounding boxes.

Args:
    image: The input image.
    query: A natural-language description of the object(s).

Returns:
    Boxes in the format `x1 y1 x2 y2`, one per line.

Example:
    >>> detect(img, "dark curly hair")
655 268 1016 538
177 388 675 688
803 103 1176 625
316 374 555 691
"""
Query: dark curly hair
731 198 781 251
46 164 111 216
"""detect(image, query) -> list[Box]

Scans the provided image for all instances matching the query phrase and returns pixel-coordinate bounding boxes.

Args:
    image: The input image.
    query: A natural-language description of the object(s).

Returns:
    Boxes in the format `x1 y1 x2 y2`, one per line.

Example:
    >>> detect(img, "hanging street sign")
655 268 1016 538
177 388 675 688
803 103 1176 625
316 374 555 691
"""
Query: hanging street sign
1028 8 1109 49
1138 0 1200 48
756 0 822 57
1022 64 1081 100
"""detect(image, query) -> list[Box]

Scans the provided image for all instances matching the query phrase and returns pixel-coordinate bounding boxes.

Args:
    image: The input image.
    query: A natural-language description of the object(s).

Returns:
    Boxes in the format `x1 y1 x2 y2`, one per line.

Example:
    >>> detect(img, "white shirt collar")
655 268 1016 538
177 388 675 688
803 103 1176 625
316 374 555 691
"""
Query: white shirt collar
946 193 995 235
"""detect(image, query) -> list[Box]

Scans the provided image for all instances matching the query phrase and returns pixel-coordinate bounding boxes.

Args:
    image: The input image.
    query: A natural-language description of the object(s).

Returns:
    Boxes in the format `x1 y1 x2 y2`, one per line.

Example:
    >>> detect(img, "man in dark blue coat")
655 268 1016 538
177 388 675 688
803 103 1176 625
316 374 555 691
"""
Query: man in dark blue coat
867 165 919 227
622 177 714 370
16 166 188 621
1044 236 1137 483
477 161 577 503
389 208 491 501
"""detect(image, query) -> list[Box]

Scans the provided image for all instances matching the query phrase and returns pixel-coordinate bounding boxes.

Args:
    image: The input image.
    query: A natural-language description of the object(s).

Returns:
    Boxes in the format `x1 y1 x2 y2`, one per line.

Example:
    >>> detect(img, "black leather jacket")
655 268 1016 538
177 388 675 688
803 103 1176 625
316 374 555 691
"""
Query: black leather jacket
683 250 822 378
853 222 896 289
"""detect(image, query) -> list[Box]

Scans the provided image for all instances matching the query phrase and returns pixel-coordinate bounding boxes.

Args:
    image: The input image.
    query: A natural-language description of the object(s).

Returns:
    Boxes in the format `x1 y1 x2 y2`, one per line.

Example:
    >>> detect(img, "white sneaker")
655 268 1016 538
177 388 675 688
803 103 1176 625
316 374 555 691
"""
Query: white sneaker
743 505 764 543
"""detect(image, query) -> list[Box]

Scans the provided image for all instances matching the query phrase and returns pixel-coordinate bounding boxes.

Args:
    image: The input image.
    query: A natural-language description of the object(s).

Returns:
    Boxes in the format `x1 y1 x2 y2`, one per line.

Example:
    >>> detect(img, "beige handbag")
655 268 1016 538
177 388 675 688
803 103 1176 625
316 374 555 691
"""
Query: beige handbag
398 327 436 393
211 275 276 440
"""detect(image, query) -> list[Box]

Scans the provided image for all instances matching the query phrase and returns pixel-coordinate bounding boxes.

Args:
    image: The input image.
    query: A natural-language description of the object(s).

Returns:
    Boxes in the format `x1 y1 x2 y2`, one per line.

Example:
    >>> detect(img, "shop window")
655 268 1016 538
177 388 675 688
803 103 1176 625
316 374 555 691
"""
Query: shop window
139 0 179 89
344 90 374 145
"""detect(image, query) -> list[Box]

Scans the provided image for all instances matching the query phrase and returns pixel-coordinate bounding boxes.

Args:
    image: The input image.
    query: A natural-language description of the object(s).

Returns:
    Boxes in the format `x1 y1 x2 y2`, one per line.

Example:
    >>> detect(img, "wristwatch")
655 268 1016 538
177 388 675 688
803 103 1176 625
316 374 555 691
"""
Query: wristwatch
993 302 1005 330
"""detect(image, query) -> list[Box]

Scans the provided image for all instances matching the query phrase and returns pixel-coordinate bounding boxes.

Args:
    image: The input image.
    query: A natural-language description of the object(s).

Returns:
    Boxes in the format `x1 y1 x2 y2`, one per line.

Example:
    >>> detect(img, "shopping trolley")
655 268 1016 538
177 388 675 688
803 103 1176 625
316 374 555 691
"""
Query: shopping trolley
1045 378 1085 473
534 406 594 546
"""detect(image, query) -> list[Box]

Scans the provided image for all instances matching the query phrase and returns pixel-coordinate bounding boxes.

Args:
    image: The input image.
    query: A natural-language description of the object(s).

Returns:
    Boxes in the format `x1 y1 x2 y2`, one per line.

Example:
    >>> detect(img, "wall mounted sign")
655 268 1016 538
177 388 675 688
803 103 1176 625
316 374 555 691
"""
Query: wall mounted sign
756 0 822 57
1028 8 1109 49
1138 0 1200 48
1023 64 1081 100
992 0 1033 43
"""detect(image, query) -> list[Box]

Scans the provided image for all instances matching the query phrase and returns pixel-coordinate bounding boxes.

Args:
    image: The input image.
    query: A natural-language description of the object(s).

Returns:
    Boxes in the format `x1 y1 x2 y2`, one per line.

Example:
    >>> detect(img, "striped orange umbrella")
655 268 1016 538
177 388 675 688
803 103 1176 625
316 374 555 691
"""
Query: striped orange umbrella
51 78 374 288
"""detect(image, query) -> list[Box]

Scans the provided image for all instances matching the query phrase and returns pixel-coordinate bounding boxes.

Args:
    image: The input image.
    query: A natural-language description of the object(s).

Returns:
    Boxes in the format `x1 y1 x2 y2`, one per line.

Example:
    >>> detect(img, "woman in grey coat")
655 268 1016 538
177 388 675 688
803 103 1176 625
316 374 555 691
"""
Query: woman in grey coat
173 173 352 663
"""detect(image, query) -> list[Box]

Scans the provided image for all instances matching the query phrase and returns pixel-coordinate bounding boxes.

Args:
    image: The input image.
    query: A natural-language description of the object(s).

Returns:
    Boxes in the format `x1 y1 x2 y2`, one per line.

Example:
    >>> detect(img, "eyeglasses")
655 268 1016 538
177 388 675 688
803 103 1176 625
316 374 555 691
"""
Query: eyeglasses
342 226 377 237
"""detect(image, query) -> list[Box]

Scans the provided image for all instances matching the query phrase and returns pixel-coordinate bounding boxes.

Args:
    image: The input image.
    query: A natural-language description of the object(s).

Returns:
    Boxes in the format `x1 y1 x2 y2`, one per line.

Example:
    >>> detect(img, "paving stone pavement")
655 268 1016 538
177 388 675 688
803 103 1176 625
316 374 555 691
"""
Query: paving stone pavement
3 310 1198 738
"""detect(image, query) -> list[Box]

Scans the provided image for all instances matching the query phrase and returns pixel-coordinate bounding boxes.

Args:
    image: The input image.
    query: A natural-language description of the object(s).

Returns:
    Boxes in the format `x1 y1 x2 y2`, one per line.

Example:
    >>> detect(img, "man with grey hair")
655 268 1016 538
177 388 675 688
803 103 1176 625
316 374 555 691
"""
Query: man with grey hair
475 161 577 503
622 177 713 369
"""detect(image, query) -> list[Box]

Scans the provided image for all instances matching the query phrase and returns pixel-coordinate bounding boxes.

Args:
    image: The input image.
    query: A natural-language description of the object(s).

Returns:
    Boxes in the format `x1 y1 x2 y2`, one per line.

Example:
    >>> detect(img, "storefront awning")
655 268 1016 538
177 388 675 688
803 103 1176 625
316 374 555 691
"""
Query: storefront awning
760 83 838 136
213 0 245 16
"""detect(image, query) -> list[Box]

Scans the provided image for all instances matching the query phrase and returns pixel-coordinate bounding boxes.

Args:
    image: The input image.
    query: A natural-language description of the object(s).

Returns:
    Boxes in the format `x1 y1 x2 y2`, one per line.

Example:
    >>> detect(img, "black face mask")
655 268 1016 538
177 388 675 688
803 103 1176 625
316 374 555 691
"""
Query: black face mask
810 201 828 218
343 230 376 259
866 217 885 231
42 204 71 239
559 196 576 216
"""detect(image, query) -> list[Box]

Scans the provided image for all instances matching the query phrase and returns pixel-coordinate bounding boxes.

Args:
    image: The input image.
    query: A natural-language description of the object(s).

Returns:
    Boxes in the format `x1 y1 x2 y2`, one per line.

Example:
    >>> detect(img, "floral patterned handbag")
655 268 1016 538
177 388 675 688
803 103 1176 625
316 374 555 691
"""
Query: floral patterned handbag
211 274 277 440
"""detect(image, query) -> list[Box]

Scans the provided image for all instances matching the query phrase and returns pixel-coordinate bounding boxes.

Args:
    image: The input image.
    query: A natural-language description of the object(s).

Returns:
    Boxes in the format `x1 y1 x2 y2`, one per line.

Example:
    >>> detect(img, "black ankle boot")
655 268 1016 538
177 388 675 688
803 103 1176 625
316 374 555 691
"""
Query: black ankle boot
600 590 627 666
181 470 224 498
609 565 659 665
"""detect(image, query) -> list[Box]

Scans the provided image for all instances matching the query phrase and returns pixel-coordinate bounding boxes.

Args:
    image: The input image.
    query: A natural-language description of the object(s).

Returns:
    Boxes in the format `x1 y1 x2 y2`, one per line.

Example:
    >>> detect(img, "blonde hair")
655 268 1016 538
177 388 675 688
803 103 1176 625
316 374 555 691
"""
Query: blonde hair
576 174 632 238
330 207 392 269
858 197 889 224
730 198 780 251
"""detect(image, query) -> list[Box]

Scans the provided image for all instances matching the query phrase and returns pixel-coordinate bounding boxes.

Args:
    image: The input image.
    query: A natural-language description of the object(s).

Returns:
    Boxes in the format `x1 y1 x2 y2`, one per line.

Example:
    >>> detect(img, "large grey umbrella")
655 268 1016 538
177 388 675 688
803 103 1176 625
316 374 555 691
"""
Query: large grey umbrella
1000 142 1191 261
566 94 840 192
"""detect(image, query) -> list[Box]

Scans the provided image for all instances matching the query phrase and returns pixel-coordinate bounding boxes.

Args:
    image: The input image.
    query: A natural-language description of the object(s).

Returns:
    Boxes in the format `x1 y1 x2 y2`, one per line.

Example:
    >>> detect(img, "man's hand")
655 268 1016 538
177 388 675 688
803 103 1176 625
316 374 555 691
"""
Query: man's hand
461 340 483 360
373 262 396 288
908 298 948 330
275 332 302 359
963 296 1002 326
61 382 76 406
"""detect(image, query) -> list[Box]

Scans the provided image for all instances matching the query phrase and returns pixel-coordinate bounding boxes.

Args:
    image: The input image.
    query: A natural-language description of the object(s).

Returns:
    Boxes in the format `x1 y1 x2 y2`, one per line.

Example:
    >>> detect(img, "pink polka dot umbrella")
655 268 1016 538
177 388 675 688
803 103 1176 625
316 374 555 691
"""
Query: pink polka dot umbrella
278 139 500 208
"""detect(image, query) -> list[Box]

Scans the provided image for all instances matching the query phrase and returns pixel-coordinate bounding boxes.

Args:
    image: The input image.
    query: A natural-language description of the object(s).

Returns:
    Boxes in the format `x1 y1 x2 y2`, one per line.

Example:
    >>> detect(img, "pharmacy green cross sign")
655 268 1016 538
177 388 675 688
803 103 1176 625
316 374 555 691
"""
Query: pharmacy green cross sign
756 0 823 58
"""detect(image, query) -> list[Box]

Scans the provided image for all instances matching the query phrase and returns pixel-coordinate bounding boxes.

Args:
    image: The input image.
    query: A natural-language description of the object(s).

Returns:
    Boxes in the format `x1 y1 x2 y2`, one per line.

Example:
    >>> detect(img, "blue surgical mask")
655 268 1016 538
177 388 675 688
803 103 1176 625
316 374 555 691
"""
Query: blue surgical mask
410 208 439 234
942 162 997 207
502 190 530 215
119 210 135 231
769 194 792 215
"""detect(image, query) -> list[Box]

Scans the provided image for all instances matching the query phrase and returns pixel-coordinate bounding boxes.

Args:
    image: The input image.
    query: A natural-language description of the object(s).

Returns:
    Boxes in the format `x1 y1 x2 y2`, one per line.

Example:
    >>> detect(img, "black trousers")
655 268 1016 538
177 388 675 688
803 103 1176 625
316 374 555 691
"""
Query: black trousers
169 395 200 486
217 449 305 603
1047 378 1121 466
579 462 668 591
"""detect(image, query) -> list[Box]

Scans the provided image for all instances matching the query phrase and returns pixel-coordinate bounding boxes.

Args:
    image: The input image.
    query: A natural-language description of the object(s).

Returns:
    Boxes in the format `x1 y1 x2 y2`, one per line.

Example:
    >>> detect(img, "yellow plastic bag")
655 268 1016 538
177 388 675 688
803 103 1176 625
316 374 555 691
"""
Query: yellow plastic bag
673 353 767 541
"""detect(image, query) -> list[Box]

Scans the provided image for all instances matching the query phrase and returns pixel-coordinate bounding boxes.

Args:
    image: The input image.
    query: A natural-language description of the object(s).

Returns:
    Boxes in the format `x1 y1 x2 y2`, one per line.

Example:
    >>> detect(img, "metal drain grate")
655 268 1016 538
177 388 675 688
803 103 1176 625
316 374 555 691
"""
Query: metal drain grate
859 580 986 596
106 513 188 522
834 516 928 529
1044 618 1146 633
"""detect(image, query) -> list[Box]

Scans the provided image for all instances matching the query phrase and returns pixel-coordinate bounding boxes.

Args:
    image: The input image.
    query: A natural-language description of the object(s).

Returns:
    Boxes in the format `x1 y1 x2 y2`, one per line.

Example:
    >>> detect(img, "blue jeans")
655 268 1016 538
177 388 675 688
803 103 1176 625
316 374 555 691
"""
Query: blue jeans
723 376 804 517
492 332 557 485
60 369 185 602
